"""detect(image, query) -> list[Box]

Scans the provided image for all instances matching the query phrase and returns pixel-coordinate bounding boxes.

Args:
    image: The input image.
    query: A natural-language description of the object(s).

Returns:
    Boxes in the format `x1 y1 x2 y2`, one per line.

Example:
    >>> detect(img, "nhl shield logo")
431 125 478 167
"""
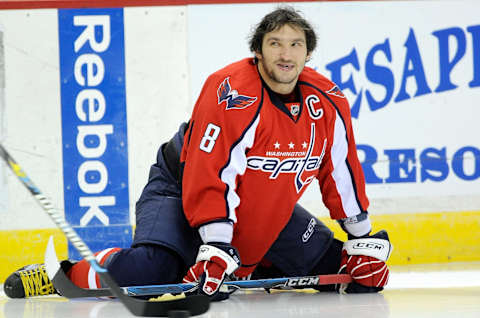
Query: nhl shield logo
290 104 300 116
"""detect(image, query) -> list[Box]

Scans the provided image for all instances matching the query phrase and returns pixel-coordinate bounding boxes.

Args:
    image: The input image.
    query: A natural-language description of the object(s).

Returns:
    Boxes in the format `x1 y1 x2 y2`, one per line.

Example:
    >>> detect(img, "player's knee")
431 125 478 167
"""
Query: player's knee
106 244 185 286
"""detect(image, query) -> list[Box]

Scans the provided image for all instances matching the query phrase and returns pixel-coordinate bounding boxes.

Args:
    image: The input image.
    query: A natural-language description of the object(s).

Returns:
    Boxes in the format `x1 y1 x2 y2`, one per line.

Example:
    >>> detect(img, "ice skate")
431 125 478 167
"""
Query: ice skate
3 264 56 298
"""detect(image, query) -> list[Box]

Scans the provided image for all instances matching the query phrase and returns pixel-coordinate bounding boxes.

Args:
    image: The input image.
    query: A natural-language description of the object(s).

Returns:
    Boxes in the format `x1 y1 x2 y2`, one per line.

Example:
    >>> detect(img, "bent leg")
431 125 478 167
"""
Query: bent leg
106 244 185 286
67 244 185 288
260 204 335 275
253 204 343 289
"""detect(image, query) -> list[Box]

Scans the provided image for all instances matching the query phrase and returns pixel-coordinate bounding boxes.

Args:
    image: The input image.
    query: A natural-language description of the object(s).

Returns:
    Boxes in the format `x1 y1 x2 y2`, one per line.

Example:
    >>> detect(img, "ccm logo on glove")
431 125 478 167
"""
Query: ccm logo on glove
344 237 392 261
352 242 386 250
352 242 384 250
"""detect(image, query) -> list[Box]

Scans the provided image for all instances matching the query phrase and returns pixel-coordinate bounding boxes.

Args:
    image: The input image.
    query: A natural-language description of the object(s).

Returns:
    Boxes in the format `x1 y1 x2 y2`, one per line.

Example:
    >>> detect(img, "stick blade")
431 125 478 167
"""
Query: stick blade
98 272 210 317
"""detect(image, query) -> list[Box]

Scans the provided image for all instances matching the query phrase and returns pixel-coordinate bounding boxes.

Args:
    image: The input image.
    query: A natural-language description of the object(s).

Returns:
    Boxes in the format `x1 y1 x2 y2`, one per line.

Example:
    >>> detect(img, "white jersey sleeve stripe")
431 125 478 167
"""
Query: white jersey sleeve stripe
220 114 261 223
330 111 362 217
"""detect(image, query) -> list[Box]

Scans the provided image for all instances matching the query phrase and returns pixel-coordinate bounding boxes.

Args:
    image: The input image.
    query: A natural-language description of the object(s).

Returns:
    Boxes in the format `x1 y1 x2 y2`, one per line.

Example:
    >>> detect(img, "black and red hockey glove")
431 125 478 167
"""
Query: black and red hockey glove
183 243 241 298
337 230 393 294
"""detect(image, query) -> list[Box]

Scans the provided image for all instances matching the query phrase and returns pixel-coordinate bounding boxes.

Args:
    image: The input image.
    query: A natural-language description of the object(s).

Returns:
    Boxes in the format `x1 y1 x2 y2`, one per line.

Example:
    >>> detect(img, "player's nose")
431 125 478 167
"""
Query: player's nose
279 46 292 60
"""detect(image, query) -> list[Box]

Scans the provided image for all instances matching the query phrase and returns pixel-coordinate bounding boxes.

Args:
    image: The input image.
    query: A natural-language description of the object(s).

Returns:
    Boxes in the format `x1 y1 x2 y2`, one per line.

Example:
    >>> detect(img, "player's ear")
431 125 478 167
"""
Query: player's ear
306 52 312 63
255 51 263 61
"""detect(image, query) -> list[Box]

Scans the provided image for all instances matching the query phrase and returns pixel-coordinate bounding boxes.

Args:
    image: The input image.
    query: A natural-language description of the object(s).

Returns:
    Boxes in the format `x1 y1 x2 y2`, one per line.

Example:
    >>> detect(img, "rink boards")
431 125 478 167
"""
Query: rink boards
0 0 479 281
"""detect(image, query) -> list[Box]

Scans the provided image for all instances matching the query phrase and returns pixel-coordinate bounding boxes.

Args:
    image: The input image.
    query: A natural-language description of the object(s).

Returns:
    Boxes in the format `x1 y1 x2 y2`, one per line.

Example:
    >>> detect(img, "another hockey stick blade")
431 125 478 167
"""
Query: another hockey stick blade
0 144 210 317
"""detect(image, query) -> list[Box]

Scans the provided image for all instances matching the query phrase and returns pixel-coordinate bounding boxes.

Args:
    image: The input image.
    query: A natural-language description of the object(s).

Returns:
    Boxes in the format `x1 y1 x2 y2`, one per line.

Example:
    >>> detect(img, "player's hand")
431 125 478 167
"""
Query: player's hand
183 243 241 298
336 230 392 294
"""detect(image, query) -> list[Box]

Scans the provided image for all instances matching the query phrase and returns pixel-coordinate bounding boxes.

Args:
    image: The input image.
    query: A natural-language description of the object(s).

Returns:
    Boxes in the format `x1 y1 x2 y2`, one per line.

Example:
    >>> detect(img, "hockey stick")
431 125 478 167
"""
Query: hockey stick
0 143 210 317
45 235 352 298
128 273 352 296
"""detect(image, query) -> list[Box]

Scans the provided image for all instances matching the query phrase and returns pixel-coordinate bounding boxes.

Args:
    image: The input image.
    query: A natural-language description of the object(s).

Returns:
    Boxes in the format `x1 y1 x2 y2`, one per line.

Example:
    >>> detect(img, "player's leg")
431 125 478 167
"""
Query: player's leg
67 244 186 288
3 243 187 298
68 166 201 289
3 192 195 298
251 204 342 291
3 246 123 298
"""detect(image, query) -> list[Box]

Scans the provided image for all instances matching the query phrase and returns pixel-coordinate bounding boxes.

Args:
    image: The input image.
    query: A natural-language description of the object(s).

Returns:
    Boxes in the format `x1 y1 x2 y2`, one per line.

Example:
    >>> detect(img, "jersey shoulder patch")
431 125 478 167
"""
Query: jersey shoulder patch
325 85 345 98
217 77 258 110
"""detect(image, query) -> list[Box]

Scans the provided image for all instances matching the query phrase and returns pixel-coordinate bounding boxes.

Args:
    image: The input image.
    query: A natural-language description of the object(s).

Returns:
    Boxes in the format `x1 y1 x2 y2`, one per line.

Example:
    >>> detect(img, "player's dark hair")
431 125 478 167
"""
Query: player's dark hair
249 6 317 55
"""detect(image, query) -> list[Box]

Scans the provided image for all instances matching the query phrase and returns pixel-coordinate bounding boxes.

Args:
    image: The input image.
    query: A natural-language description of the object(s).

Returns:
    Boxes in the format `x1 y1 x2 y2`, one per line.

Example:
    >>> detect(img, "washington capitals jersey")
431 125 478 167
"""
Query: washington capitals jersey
180 58 369 276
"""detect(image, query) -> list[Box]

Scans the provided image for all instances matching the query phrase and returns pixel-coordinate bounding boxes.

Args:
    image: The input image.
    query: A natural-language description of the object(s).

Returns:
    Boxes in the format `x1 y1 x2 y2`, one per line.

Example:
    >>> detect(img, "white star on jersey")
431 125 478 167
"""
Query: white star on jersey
302 141 308 149
274 142 280 149
288 142 295 149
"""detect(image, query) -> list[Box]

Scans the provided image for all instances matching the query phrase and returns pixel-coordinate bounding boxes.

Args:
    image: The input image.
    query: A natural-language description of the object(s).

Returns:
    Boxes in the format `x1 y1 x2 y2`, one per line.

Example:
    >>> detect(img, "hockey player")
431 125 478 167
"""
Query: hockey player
4 6 391 300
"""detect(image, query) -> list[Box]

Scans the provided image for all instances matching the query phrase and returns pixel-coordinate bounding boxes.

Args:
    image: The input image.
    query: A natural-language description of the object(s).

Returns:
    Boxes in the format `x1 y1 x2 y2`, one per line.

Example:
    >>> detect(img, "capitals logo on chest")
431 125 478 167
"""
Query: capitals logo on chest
247 123 327 193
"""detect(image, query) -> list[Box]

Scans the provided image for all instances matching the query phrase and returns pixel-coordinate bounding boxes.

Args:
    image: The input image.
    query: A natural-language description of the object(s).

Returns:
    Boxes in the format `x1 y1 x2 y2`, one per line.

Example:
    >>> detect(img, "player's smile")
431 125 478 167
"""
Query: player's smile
277 62 294 72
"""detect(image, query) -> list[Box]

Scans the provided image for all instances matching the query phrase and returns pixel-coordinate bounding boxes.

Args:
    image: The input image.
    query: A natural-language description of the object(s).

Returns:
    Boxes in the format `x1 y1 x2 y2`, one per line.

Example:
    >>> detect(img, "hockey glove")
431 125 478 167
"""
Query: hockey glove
337 230 392 294
183 243 241 298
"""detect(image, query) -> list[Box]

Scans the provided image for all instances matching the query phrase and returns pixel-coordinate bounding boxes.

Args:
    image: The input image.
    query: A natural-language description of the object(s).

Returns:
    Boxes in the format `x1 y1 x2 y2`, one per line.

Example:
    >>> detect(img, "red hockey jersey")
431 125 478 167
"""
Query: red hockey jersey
180 58 369 276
